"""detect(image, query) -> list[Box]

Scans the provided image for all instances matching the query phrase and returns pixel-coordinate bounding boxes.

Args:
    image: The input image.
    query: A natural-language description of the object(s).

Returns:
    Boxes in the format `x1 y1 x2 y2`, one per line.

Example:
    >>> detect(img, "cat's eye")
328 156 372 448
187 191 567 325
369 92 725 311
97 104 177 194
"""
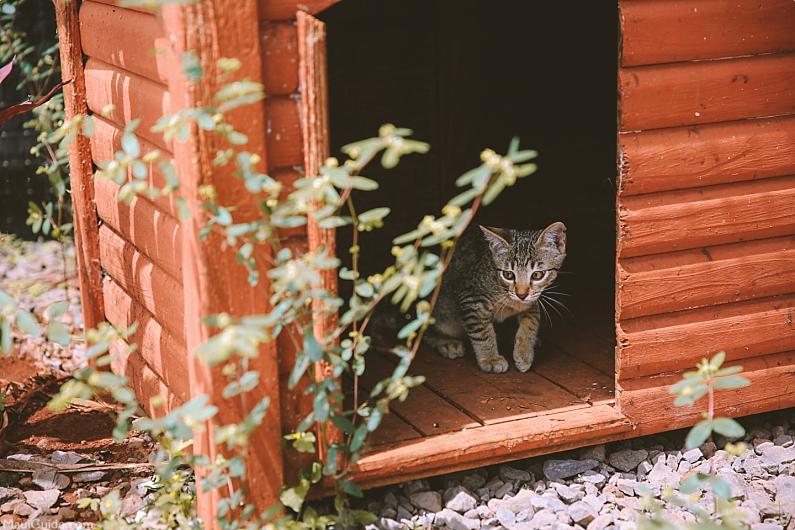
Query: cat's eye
501 270 515 281
531 271 546 281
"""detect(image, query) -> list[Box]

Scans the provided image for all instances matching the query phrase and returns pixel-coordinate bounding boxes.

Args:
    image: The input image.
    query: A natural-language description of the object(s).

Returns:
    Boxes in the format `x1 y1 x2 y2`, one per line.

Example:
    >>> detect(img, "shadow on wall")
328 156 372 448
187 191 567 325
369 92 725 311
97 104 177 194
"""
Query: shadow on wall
321 0 618 300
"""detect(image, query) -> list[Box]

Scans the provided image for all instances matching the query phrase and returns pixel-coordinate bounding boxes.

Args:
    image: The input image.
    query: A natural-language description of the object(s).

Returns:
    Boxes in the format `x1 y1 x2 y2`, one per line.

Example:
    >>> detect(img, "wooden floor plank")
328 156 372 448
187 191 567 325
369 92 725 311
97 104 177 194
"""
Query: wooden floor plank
408 345 587 425
542 317 615 376
532 345 614 405
369 412 423 446
360 352 482 436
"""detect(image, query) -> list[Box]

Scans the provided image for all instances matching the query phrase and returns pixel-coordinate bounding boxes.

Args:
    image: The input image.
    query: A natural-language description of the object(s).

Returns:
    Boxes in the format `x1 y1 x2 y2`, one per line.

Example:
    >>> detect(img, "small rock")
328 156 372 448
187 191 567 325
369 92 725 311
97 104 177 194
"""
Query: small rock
485 477 504 494
582 493 606 513
555 483 582 504
13 501 35 517
461 474 486 492
409 490 441 512
488 488 533 513
530 508 557 527
568 501 596 525
404 479 430 496
377 517 402 530
773 434 793 447
579 471 607 487
682 448 703 463
495 506 515 527
616 479 637 496
121 491 144 516
444 486 478 513
23 489 60 510
396 506 412 521
609 449 648 472
493 482 513 499
543 459 599 481
531 492 566 512
72 471 106 482
499 465 532 483
383 491 398 507
0 488 17 504
59 506 78 520
773 475 795 514
587 513 614 530
379 506 397 519
32 468 70 490
647 458 681 489
760 444 795 465
476 505 493 519
435 508 480 530
579 444 607 462
752 523 783 530
50 451 85 465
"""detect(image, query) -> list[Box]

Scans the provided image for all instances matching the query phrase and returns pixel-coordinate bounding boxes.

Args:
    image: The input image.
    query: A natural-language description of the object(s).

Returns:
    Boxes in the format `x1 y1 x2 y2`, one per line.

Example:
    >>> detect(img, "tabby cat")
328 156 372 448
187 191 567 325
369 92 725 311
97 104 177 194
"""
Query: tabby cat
425 222 567 373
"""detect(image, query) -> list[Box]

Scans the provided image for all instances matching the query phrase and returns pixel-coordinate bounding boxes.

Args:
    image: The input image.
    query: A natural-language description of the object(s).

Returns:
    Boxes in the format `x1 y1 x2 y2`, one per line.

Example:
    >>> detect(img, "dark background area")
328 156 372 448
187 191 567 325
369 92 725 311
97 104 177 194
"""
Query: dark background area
0 0 57 238
321 0 618 307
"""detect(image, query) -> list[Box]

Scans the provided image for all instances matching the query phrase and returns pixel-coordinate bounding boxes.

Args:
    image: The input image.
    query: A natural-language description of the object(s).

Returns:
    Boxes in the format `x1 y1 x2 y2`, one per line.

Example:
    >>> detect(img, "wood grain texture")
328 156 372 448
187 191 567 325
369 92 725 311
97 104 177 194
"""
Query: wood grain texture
533 346 615 405
361 352 481 436
618 294 795 380
620 0 795 67
84 58 171 150
110 340 183 418
262 21 298 95
619 53 795 132
103 278 189 402
409 347 588 425
94 178 182 281
618 350 795 435
618 115 795 196
158 0 284 517
54 0 105 330
353 404 632 488
296 11 342 452
265 95 302 169
81 0 154 16
259 0 339 20
619 184 795 257
98 225 185 342
80 1 174 85
618 246 795 320
90 115 179 217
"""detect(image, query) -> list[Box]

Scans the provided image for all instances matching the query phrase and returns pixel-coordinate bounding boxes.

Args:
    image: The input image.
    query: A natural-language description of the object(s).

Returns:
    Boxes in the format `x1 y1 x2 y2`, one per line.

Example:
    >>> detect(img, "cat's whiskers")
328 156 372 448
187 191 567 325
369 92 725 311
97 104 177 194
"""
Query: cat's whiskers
536 296 554 328
541 292 572 318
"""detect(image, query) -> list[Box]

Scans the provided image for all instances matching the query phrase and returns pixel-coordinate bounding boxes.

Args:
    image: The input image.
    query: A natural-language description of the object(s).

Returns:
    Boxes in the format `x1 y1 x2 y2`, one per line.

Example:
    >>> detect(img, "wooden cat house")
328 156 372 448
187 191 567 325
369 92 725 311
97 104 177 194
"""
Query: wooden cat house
55 0 795 519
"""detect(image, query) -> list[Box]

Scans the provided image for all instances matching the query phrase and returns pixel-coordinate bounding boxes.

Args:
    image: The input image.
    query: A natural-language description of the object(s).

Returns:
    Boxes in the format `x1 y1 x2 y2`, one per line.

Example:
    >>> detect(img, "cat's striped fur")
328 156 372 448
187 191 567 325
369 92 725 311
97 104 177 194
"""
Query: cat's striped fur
426 222 567 373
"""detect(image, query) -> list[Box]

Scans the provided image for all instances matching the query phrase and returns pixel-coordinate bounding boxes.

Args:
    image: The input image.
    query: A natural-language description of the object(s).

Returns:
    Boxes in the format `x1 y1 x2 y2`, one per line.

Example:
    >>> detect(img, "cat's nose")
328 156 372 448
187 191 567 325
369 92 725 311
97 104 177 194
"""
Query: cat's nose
517 291 530 300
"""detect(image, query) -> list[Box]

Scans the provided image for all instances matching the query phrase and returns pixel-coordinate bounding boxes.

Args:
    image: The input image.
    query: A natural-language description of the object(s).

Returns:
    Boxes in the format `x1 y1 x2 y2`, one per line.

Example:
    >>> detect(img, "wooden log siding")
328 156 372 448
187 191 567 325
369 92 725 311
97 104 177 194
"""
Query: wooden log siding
617 0 795 427
620 0 795 67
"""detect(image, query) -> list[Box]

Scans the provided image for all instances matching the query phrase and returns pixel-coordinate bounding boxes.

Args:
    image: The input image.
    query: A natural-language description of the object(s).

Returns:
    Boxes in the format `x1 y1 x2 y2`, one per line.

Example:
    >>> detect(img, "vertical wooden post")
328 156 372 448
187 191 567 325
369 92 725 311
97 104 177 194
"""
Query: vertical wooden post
297 11 343 456
54 0 104 330
159 1 284 525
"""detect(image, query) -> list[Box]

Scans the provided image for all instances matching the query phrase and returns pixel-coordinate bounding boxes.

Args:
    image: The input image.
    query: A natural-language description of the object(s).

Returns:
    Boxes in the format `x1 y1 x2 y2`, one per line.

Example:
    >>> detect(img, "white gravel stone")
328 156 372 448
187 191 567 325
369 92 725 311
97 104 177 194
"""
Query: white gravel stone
568 501 596 525
555 483 583 504
23 489 60 510
682 448 703 463
494 482 514 499
435 508 480 530
543 459 599 481
587 513 614 530
444 486 478 513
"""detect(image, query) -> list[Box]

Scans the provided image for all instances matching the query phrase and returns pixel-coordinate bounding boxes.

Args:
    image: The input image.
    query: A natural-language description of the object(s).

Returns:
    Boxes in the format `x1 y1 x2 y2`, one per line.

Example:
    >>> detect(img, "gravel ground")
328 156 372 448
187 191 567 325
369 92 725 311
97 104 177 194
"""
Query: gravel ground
360 417 795 530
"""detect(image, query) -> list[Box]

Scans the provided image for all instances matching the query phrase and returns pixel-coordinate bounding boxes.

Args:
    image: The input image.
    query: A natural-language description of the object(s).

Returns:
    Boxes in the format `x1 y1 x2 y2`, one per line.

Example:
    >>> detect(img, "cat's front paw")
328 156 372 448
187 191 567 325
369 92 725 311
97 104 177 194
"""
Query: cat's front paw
478 355 509 373
513 351 534 373
436 340 465 359
513 348 535 372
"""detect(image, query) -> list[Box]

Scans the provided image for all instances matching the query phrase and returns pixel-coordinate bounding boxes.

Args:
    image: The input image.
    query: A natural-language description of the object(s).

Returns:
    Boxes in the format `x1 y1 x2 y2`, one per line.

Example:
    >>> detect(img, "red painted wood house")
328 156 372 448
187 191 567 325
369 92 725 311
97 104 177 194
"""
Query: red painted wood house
55 0 795 520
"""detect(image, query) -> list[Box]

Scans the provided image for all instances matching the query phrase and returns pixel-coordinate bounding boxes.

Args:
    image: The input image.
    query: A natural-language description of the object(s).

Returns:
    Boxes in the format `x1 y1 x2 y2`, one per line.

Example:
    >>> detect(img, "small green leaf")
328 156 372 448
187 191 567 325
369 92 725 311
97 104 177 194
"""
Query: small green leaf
47 300 69 319
713 375 750 390
358 207 390 224
710 351 726 370
15 310 40 336
707 476 731 499
46 321 70 345
712 417 745 438
339 478 363 497
686 419 713 449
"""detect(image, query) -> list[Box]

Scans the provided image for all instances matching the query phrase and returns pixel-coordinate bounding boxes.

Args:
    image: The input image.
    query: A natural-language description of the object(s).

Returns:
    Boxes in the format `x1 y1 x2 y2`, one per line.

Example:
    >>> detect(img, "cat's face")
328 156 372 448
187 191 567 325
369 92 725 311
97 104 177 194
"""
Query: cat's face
480 223 567 305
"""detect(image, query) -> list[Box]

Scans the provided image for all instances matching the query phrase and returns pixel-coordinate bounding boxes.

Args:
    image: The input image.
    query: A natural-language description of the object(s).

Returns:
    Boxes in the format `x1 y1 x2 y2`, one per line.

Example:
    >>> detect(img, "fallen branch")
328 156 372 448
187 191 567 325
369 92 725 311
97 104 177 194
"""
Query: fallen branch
0 458 155 474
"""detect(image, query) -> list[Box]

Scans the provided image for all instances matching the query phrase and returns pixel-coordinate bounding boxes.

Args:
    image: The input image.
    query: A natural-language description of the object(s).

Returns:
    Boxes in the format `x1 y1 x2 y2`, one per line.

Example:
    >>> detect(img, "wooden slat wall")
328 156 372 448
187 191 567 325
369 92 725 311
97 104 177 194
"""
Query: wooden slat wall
79 0 186 407
617 1 795 422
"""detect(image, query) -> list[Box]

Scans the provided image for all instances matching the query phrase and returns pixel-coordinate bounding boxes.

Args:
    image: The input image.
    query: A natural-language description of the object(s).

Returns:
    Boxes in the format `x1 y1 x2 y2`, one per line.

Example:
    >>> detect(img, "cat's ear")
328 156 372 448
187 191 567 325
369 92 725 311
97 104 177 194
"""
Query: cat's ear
536 222 566 253
479 225 511 253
